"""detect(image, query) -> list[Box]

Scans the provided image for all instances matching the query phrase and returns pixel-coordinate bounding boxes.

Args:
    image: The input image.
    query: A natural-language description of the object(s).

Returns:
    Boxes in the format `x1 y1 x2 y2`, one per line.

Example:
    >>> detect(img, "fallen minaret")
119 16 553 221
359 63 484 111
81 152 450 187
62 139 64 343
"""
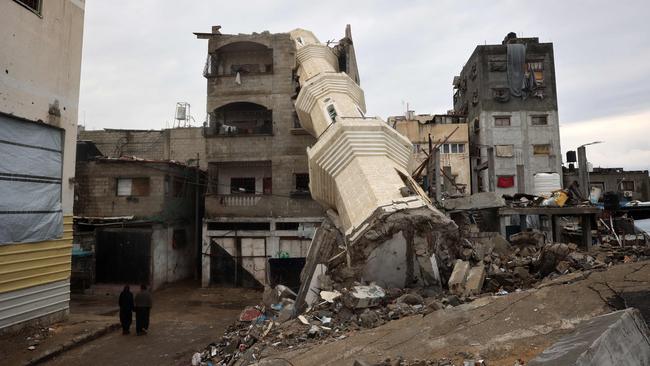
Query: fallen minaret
291 27 458 307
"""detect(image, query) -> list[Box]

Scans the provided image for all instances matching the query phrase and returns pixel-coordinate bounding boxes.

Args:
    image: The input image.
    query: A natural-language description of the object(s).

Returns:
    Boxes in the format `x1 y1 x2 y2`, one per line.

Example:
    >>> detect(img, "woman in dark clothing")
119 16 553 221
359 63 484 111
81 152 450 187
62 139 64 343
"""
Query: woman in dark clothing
118 285 134 335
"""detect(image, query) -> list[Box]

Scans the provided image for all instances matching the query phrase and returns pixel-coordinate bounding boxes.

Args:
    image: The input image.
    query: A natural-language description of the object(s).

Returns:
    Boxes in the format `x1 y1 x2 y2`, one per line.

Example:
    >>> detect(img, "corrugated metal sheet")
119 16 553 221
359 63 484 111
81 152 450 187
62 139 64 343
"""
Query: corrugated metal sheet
0 279 70 330
0 215 72 294
0 216 72 331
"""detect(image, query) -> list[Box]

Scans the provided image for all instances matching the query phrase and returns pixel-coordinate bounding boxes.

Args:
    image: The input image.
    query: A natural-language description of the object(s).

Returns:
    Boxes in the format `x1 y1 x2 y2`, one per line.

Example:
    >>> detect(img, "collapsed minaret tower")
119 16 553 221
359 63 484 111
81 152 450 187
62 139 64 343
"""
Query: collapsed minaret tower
291 26 458 290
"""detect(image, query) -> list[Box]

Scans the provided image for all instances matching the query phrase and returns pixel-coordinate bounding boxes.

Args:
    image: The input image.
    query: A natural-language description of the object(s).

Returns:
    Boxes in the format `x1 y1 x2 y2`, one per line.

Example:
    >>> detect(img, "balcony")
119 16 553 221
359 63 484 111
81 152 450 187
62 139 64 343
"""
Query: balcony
205 102 273 137
216 194 262 207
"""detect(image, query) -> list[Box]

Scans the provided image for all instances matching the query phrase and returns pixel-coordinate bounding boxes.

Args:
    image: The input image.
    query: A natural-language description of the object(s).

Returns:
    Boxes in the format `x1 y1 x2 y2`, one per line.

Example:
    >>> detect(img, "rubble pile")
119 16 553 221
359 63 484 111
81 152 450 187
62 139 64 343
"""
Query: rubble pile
189 281 474 366
352 357 488 366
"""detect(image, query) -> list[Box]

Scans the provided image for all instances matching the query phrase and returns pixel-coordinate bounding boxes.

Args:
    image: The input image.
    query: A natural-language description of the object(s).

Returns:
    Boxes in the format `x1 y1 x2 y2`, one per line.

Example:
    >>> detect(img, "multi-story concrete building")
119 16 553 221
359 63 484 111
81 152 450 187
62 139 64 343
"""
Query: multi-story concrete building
195 27 326 288
389 112 470 195
453 32 562 195
0 0 84 333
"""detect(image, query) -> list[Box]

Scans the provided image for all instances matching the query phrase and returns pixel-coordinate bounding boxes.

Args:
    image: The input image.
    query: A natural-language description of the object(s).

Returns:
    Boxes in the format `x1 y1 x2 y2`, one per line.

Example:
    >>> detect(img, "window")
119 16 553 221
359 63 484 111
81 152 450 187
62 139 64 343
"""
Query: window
117 178 150 196
230 177 256 194
326 104 338 122
441 143 465 154
413 143 421 153
295 173 310 192
494 116 511 127
621 181 635 191
495 145 514 157
14 0 41 15
533 144 551 155
531 115 548 125
528 61 544 84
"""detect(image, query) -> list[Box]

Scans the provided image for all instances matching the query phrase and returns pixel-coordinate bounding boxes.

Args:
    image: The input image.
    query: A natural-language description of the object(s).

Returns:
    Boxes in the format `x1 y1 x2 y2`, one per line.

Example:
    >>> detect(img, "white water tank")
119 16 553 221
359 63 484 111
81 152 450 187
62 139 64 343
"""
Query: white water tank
175 105 187 120
533 173 562 197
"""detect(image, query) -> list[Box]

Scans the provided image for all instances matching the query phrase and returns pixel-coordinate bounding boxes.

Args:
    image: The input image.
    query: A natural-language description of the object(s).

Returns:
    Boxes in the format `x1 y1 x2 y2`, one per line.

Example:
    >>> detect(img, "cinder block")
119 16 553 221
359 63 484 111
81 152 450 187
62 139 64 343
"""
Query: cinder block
464 265 486 296
448 259 470 295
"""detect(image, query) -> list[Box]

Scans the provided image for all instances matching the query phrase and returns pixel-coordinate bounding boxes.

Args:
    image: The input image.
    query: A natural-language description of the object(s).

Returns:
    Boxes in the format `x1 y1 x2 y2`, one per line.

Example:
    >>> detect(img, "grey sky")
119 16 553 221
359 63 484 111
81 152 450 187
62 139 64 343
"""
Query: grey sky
79 0 650 171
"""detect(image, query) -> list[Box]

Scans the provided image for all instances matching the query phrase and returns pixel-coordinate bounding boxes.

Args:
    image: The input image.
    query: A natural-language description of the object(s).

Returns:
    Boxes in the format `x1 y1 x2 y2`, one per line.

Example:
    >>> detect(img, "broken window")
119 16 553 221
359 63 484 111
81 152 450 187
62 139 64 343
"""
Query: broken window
231 177 256 194
528 61 544 84
531 115 548 125
533 144 551 155
295 173 310 192
326 104 338 122
621 181 635 191
494 116 511 127
117 178 150 196
495 145 514 157
14 0 41 14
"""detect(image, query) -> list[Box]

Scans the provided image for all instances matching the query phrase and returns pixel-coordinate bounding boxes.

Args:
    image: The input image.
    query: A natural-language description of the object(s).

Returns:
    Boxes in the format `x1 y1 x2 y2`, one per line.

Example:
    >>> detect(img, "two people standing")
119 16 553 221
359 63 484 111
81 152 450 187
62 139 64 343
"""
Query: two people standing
118 284 152 336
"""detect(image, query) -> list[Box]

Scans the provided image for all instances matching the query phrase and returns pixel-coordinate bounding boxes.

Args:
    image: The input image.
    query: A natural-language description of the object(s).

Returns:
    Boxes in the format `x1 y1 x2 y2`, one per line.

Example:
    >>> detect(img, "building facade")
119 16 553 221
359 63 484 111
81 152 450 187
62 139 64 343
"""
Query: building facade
564 167 650 202
195 27 325 288
453 32 562 196
0 0 84 333
389 112 471 195
73 155 204 291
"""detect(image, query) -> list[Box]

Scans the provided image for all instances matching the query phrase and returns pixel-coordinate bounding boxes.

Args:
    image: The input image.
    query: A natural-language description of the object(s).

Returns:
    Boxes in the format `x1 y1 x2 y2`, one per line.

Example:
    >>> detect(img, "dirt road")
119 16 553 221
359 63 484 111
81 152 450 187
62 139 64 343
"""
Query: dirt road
42 283 261 366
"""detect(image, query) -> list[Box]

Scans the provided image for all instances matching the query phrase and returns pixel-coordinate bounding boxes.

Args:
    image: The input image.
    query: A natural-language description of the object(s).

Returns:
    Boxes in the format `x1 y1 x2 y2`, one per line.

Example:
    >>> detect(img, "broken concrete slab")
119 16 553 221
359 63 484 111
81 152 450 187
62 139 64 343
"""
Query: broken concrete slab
448 260 470 295
343 285 386 309
442 192 506 211
528 308 650 366
464 265 486 296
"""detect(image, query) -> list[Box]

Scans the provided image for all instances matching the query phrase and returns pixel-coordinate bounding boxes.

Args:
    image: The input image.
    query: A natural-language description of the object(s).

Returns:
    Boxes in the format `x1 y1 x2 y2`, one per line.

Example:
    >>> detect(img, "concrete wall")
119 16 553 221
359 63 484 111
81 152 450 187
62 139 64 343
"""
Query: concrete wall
151 223 195 290
74 160 198 221
564 168 650 201
1 0 84 215
453 36 561 195
78 127 207 169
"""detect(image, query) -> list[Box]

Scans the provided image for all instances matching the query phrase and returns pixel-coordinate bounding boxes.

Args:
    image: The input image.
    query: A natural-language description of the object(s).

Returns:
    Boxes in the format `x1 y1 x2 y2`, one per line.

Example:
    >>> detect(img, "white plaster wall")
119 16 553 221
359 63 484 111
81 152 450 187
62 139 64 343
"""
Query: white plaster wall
151 224 195 290
0 0 85 215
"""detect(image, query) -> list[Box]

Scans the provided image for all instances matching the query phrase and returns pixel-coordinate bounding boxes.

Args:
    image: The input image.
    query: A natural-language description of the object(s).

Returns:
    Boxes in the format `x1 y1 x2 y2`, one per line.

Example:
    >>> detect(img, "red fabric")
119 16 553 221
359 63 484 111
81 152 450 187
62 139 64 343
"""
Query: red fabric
497 176 515 188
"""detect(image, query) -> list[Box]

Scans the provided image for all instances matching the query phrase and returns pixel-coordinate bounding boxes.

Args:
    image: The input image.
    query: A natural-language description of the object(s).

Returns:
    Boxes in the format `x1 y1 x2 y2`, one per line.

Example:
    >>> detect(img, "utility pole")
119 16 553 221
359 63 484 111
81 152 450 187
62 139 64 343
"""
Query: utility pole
577 146 589 199
487 147 495 192
433 146 441 203
195 153 201 280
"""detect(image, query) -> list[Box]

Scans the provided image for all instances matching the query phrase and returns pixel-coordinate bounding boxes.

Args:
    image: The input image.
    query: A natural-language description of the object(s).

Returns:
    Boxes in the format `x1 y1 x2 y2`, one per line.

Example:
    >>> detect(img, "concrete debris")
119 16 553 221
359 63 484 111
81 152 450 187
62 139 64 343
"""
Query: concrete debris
463 266 486 296
343 285 386 309
442 192 506 211
448 260 471 295
320 290 341 303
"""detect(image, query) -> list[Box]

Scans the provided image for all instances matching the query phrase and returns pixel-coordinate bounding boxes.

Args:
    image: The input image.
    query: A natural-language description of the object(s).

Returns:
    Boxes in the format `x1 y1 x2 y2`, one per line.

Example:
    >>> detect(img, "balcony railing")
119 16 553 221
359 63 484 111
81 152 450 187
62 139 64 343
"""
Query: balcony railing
217 194 262 207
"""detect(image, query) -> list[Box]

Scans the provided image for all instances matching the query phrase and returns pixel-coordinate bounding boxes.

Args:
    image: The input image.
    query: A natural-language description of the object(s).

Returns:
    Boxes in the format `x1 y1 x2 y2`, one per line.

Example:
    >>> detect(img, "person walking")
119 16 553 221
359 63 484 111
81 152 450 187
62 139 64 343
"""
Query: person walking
134 284 152 335
118 285 134 335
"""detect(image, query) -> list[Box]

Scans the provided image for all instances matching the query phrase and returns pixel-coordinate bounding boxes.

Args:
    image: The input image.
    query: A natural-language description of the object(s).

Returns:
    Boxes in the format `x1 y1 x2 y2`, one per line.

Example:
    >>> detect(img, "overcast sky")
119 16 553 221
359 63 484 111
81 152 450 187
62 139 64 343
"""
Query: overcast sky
79 0 650 171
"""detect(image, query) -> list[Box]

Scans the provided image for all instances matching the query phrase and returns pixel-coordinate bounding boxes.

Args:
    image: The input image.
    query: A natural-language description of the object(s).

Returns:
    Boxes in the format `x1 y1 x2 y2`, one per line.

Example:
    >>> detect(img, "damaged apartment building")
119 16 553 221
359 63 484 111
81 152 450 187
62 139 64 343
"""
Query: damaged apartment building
72 142 204 291
453 32 562 195
388 112 471 196
194 26 361 288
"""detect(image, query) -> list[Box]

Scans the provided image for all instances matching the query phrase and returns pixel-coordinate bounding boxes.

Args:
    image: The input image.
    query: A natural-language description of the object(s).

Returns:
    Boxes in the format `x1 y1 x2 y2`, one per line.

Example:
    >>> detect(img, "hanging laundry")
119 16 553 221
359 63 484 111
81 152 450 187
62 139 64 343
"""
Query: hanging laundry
497 176 515 188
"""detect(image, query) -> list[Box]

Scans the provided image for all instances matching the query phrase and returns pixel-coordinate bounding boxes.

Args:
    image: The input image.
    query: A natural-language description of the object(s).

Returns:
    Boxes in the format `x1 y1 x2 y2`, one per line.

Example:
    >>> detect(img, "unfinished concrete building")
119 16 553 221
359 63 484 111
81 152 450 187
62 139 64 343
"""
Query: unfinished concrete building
453 32 562 196
195 27 325 288
389 112 471 196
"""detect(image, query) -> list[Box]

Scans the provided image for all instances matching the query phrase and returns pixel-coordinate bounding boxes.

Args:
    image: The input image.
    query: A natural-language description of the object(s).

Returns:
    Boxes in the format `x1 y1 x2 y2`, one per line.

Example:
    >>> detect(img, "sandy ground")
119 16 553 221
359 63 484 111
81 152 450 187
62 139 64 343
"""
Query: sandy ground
268 261 650 366
1 281 261 366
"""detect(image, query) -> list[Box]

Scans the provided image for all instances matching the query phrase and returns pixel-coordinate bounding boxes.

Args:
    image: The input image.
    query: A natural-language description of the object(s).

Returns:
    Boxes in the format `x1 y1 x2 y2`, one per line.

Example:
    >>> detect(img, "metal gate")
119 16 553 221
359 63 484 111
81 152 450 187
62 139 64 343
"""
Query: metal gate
210 237 267 288
95 228 151 284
